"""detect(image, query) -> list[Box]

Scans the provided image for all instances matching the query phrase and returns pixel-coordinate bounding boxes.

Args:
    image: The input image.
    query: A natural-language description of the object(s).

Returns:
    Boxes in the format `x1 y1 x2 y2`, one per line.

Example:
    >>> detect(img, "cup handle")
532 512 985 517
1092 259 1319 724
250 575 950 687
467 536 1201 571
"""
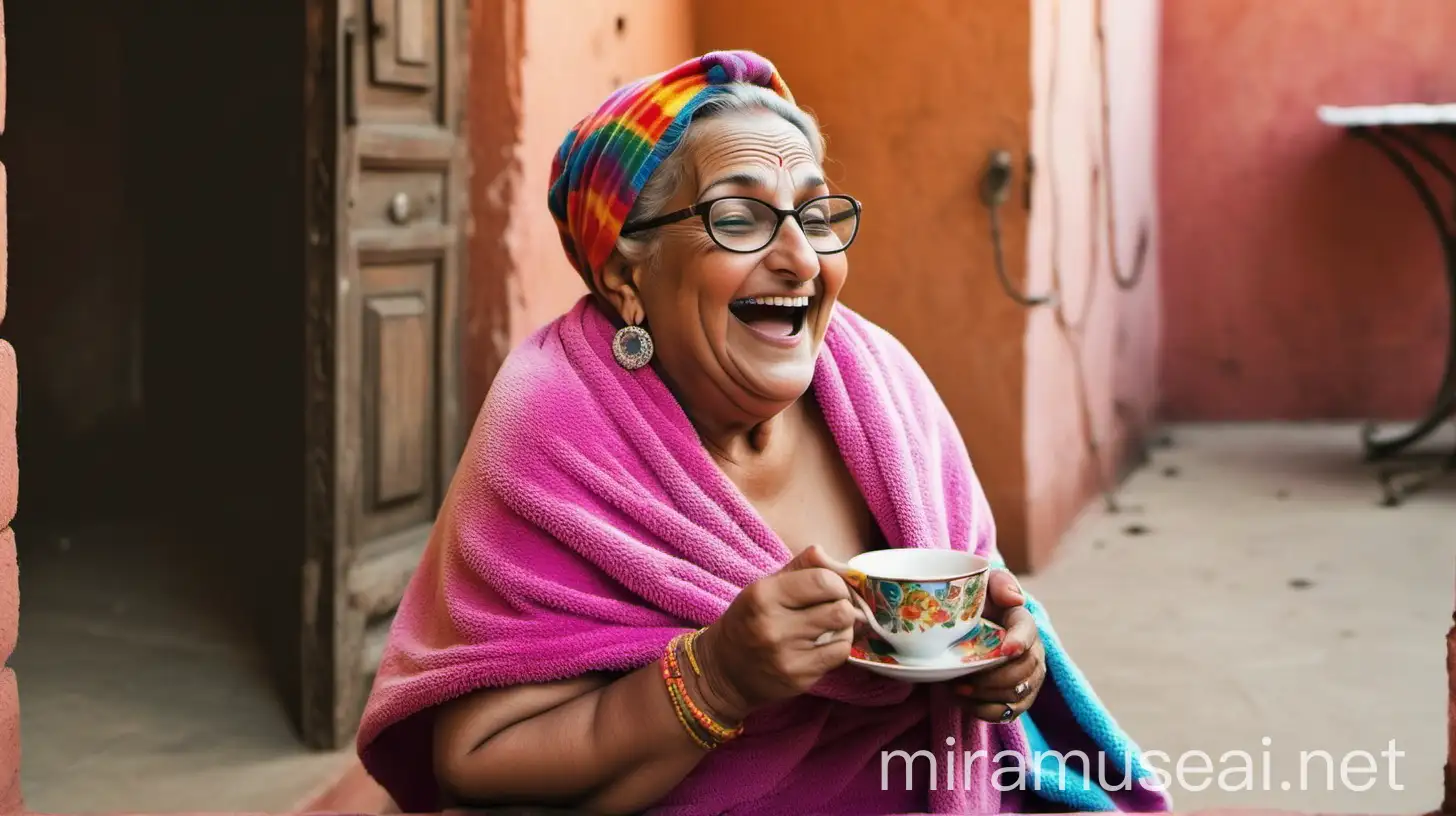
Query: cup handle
843 569 896 642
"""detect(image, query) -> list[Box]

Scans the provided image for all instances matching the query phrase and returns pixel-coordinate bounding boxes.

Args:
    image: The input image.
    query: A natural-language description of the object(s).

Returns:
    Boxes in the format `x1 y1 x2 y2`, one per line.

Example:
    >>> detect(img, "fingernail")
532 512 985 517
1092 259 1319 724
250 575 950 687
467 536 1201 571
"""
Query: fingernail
955 684 975 695
1008 581 1023 597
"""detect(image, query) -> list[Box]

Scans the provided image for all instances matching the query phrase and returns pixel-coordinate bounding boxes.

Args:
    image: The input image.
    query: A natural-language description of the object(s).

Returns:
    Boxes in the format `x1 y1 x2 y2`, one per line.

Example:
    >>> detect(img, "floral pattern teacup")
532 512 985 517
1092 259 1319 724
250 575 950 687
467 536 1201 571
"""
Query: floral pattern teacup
844 549 990 663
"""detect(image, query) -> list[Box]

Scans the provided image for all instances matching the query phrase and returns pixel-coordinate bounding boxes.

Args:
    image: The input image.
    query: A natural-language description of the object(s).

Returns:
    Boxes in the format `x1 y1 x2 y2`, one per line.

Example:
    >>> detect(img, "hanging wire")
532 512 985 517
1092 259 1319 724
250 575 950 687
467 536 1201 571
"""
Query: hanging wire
1045 0 1152 513
983 150 1056 308
978 0 1154 512
1094 0 1151 291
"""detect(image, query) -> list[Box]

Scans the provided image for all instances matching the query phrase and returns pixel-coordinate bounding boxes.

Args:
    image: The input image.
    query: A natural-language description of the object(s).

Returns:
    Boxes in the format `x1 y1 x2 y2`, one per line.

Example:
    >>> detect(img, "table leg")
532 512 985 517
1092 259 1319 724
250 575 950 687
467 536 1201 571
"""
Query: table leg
1349 127 1456 469
1375 449 1456 507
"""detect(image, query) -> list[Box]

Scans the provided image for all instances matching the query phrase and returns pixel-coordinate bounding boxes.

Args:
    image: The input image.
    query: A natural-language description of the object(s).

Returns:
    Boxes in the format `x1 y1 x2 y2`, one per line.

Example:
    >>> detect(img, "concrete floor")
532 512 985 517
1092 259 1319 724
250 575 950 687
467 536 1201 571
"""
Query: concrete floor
1020 422 1456 814
10 520 356 813
8 422 1454 814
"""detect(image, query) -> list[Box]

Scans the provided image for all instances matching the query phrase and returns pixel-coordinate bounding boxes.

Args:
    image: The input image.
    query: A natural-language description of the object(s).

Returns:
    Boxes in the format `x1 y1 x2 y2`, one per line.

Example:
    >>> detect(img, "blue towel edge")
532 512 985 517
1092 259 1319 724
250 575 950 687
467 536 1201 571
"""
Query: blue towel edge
990 557 1175 812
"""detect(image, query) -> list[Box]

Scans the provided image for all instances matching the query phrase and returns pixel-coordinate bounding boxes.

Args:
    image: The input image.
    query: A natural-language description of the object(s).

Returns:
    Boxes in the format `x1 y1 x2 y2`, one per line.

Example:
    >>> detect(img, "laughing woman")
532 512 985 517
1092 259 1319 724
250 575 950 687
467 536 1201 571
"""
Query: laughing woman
355 51 1170 816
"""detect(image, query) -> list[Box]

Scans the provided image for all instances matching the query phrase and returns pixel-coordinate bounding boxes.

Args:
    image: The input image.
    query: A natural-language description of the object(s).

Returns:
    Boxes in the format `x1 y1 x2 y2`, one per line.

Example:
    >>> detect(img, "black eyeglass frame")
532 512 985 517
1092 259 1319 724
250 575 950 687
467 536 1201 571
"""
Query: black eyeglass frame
619 194 863 255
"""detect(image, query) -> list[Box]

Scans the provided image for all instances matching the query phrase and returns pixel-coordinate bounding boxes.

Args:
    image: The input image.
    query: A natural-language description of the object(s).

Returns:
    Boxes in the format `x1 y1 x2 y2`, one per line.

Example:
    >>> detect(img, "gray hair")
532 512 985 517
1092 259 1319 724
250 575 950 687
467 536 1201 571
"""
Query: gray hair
614 84 826 270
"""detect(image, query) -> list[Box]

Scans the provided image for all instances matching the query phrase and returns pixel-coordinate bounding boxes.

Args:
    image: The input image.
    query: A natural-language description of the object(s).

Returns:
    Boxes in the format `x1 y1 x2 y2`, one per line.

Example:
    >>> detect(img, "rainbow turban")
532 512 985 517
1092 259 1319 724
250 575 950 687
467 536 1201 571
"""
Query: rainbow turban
547 50 795 290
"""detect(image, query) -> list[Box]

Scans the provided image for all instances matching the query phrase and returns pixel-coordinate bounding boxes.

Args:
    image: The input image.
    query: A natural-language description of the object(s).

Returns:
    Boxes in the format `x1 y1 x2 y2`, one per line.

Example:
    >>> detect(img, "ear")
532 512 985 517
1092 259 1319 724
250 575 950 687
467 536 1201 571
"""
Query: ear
598 250 647 326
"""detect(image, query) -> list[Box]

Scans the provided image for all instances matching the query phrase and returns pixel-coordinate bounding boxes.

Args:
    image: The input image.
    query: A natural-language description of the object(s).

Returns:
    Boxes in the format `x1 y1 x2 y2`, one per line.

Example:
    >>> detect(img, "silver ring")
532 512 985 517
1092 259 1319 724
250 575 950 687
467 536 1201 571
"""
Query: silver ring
1014 680 1030 698
813 630 837 647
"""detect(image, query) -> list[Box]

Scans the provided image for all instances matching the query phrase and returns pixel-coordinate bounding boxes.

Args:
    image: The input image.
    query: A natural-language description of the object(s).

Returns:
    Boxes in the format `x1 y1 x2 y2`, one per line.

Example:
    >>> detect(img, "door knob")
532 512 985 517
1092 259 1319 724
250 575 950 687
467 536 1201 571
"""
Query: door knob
388 192 412 224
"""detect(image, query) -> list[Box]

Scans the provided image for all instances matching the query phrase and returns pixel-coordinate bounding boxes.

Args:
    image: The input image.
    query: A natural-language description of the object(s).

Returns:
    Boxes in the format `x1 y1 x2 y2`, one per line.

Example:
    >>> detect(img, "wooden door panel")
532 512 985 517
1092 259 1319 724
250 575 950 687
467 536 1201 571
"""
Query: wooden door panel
358 80 442 128
352 0 444 127
356 169 447 232
369 300 428 505
302 0 467 751
358 258 441 541
368 0 437 88
364 271 431 509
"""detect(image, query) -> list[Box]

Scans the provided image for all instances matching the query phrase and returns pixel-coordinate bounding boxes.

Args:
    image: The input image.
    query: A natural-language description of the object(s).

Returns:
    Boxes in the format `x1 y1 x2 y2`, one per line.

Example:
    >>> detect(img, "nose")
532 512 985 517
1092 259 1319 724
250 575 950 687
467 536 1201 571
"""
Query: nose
762 216 820 285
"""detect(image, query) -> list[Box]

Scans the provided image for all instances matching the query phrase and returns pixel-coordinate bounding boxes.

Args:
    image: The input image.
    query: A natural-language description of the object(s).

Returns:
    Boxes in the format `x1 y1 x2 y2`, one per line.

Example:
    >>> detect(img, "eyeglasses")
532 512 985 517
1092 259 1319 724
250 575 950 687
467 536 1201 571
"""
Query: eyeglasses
620 194 862 255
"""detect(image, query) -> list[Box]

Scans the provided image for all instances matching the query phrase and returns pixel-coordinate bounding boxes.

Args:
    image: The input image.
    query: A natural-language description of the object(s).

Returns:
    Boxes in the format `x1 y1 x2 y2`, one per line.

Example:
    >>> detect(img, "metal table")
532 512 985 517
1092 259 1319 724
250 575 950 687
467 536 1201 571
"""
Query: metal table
1318 104 1456 506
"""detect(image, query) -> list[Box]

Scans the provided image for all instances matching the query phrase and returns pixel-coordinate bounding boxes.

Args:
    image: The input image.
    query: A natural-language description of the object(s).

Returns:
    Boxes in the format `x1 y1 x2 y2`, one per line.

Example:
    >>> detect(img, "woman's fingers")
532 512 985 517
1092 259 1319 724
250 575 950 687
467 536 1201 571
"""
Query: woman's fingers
987 568 1025 607
773 566 852 609
953 605 1045 720
967 698 1032 723
994 606 1039 658
956 649 1044 704
959 649 1035 692
799 598 861 640
959 654 1044 722
791 598 858 671
777 544 852 577
981 568 1026 625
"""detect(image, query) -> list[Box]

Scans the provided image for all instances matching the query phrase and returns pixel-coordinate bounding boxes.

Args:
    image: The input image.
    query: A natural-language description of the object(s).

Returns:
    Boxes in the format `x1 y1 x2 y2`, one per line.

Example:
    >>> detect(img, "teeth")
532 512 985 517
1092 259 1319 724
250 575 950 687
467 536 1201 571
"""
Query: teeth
736 296 810 307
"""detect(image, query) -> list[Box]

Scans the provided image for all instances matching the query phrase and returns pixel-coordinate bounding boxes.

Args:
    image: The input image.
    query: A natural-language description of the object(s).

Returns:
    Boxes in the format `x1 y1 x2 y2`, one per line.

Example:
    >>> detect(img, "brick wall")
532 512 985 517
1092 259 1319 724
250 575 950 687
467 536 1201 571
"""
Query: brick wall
0 1 20 810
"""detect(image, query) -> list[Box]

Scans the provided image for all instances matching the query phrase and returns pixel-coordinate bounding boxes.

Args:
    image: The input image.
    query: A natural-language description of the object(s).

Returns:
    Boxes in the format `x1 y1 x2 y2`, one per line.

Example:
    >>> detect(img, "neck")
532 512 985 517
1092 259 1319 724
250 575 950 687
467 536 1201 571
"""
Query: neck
689 398 805 471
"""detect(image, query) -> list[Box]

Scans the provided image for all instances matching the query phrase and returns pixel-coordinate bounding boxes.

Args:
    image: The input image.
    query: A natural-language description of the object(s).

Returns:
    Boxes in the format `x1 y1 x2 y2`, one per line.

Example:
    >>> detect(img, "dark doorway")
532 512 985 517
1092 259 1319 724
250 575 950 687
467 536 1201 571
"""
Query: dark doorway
0 1 332 810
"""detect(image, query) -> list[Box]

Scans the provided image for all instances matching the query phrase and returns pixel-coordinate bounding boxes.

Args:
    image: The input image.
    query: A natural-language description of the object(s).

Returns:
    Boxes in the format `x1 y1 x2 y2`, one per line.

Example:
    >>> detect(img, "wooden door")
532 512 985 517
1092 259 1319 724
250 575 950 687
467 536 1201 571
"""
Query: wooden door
303 0 469 750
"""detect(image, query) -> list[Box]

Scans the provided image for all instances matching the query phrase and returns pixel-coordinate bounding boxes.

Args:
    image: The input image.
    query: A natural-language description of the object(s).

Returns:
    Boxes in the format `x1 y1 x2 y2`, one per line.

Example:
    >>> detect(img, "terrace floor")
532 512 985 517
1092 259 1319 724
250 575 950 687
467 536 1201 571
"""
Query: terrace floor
1022 421 1455 814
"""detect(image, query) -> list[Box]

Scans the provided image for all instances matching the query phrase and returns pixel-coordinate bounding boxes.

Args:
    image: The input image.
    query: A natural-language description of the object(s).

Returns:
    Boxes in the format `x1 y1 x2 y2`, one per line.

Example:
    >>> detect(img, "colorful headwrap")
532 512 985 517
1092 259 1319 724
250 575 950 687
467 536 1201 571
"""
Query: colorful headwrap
547 50 795 290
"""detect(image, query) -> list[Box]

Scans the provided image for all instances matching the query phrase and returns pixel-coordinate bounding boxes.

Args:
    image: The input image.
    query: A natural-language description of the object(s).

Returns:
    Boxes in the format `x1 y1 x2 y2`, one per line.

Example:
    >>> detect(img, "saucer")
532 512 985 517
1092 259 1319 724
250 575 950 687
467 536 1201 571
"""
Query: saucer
847 620 1013 683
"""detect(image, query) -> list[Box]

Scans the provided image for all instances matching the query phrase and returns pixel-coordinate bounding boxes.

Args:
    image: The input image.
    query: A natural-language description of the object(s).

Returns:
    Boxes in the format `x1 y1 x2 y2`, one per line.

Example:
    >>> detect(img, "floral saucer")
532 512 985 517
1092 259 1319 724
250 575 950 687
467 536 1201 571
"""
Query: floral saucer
847 620 1013 683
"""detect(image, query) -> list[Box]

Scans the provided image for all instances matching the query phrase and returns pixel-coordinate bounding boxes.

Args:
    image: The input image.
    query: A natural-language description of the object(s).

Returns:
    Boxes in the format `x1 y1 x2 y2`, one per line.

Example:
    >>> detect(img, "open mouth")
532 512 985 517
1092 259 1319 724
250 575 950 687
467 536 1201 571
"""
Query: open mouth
728 296 811 338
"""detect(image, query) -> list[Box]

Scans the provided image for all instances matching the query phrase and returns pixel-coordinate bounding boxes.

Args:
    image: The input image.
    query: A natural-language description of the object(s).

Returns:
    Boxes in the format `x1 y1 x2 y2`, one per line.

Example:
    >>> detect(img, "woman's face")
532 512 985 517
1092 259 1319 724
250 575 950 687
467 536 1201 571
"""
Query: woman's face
620 109 848 425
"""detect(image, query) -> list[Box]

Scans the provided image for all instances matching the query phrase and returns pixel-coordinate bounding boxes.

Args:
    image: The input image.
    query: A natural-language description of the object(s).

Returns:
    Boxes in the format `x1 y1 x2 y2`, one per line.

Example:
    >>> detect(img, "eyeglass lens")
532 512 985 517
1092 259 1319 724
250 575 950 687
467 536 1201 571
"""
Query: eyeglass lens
706 197 858 253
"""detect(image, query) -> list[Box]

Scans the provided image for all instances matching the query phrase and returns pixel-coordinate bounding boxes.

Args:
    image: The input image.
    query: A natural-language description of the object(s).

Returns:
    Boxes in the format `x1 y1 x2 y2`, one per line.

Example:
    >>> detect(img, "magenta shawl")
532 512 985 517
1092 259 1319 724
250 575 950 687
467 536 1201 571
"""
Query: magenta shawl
355 297 1167 815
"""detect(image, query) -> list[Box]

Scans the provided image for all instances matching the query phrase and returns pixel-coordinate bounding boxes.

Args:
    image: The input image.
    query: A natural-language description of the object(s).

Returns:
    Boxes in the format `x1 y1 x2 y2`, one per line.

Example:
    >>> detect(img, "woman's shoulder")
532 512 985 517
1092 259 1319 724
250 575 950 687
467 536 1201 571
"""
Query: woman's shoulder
466 300 608 453
478 318 572 411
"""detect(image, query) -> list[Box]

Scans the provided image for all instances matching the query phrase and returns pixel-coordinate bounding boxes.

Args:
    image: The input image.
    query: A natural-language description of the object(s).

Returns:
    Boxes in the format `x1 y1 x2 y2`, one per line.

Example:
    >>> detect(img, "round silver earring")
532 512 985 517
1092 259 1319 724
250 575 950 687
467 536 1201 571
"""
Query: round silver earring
612 323 654 370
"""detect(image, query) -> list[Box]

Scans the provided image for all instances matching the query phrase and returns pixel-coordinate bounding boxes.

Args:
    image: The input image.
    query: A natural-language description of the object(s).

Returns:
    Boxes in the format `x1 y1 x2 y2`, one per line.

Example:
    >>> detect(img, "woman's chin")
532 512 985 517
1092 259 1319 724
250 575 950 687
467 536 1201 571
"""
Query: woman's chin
718 324 823 408
731 360 817 408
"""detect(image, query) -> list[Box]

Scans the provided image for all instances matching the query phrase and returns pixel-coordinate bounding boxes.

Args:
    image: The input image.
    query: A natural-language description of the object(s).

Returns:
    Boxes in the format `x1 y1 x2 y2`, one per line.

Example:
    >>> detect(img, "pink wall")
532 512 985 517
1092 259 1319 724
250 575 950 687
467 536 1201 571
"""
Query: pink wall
1158 0 1456 420
1024 0 1162 566
508 1 694 346
465 0 692 414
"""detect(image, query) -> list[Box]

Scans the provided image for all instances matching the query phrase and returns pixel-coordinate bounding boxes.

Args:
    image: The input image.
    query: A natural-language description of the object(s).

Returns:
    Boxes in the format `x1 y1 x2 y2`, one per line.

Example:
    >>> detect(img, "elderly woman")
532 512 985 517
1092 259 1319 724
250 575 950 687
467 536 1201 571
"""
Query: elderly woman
357 51 1168 816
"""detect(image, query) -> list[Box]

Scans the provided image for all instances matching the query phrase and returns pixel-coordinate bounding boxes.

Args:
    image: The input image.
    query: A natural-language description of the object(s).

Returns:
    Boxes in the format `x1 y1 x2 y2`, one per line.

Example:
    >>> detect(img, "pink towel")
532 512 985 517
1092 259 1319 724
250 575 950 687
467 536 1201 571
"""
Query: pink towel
356 297 1146 815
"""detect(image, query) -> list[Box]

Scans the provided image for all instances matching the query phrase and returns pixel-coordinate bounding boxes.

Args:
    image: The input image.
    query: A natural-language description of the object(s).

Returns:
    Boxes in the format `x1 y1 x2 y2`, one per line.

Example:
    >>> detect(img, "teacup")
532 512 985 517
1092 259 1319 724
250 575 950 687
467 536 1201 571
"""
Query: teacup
844 549 990 663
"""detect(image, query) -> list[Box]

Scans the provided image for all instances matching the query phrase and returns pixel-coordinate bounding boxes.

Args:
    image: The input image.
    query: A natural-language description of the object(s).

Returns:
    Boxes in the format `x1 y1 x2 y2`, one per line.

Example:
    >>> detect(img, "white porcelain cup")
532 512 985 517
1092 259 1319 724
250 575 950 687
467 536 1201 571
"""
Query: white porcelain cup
844 549 991 663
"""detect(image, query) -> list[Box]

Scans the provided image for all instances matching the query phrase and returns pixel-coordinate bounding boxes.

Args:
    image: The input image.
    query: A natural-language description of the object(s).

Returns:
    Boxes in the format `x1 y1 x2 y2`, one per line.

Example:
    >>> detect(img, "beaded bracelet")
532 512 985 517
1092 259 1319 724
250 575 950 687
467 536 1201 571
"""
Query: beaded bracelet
683 628 705 676
667 634 742 742
659 645 718 749
665 634 741 744
661 633 743 749
660 660 715 751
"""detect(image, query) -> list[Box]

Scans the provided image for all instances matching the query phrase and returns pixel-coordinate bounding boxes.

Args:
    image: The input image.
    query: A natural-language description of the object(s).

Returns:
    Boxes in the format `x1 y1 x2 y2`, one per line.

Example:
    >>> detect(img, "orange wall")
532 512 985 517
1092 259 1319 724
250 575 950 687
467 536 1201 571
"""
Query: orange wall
1024 0 1162 567
694 0 1041 568
1158 0 1456 420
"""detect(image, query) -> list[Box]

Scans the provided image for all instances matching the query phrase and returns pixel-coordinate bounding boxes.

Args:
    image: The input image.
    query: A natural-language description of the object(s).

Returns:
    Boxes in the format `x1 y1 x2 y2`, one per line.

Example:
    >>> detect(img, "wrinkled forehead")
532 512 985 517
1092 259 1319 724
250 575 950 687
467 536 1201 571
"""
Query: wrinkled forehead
685 111 824 197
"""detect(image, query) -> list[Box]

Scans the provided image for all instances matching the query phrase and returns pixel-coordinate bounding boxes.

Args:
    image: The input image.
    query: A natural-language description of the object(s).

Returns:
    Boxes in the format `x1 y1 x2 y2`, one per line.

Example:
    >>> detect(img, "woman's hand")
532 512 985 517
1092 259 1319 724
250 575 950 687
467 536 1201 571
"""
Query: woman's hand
694 545 863 723
952 569 1046 723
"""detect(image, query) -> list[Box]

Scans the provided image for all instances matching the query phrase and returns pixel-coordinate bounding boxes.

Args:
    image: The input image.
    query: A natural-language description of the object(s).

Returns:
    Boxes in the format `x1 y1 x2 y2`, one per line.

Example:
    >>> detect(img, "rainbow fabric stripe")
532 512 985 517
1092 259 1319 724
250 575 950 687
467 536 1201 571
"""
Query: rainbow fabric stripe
546 50 794 287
